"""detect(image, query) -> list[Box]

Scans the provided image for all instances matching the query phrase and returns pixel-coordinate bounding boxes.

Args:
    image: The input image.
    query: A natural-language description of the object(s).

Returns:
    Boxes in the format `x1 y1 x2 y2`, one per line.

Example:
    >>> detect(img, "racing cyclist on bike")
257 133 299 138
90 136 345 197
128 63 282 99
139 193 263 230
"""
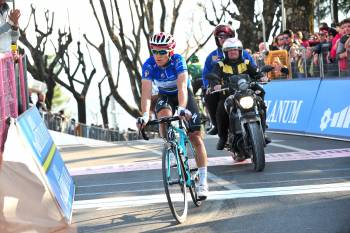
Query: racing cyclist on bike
137 32 209 199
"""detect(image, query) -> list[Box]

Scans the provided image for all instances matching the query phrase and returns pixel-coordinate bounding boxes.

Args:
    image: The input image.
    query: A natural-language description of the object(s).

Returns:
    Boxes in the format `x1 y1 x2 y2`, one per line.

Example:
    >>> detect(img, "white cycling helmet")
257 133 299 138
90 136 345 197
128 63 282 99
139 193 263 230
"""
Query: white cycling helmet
149 32 176 50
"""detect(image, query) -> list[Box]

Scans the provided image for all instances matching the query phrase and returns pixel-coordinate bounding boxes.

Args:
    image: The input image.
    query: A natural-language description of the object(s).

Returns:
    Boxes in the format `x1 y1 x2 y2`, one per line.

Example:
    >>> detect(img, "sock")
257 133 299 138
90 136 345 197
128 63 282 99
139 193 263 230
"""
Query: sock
198 167 207 186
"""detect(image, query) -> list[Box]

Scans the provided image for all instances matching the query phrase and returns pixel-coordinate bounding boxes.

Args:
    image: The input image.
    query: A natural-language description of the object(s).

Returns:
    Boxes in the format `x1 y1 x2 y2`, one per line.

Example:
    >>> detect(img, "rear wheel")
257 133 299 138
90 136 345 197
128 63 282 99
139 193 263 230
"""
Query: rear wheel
247 122 265 172
162 144 188 223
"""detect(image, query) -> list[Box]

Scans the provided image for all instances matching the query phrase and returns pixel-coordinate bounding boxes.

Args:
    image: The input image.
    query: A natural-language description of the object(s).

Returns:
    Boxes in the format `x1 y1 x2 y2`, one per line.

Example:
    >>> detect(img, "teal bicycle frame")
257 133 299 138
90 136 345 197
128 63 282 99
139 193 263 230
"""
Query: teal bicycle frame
169 125 196 188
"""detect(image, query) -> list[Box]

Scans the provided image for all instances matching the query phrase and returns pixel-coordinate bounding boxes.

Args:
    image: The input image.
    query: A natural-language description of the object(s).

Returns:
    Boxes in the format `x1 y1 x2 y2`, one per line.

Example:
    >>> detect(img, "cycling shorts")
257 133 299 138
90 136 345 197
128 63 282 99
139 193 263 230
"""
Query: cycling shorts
155 90 201 132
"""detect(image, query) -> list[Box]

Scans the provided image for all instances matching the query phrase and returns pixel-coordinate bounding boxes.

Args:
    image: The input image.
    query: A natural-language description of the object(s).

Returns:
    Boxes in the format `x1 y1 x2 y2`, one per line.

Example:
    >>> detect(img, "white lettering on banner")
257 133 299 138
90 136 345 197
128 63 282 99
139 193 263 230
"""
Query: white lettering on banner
320 106 350 131
266 100 303 124
33 121 50 156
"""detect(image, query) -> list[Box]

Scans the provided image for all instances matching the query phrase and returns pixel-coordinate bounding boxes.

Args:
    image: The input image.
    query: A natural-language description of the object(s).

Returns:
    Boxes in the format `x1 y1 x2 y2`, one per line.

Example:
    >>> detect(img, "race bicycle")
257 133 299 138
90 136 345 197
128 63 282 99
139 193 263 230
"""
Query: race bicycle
140 116 202 223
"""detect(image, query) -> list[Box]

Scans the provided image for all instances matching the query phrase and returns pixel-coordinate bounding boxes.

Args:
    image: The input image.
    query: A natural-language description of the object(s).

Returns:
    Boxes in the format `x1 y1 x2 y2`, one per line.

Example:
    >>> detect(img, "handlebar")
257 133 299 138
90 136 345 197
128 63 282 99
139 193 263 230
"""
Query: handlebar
139 116 188 141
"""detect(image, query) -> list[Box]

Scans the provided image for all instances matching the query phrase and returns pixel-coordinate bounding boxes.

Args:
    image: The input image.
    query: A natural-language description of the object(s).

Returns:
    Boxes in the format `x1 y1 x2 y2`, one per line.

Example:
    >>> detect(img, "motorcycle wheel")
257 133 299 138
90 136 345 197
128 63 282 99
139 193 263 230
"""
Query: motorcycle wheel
246 122 265 172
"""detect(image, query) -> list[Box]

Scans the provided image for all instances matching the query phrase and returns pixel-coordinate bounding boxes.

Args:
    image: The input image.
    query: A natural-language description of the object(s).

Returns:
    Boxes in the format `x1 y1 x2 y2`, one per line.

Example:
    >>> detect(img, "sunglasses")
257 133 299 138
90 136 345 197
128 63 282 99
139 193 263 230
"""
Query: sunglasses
278 36 289 41
217 35 230 40
151 50 169 55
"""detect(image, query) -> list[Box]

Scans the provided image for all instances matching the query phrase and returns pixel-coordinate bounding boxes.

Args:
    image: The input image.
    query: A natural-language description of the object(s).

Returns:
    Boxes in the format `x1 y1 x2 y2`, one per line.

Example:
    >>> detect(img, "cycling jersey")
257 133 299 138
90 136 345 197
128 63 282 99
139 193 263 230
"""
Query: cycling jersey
201 48 256 88
142 54 190 95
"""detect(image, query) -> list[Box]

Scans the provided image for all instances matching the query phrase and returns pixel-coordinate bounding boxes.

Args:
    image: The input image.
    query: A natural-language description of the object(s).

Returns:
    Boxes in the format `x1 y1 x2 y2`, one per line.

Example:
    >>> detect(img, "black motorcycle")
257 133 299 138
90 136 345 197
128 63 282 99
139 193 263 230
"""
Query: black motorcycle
207 73 266 172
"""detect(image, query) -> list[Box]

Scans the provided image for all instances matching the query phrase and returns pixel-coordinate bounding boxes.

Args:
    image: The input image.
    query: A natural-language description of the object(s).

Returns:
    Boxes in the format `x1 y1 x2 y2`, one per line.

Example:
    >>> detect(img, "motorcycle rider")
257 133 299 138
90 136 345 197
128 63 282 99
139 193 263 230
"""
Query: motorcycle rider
207 38 271 150
202 24 256 135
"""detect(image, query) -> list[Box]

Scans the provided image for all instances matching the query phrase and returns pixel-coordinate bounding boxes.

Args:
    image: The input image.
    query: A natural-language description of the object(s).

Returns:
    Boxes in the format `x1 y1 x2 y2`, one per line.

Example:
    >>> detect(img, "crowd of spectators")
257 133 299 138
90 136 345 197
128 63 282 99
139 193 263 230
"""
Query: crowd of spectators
252 19 350 79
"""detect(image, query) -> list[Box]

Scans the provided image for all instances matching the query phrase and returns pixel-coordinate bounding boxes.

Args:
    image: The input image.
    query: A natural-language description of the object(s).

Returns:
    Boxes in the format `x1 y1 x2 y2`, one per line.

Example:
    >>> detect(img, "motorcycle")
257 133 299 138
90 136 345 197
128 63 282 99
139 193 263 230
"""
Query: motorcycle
207 73 267 172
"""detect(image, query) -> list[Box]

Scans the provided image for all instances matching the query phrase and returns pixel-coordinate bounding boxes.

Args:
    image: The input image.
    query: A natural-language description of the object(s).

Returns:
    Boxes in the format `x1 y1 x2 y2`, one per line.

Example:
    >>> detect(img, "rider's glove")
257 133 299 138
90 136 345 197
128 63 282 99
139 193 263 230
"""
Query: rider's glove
175 106 192 117
137 112 149 126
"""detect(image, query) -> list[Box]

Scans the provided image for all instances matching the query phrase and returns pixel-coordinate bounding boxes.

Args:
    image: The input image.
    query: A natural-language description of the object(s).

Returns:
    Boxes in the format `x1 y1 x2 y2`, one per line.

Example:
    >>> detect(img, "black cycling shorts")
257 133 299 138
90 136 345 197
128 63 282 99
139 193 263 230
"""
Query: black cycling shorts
155 90 201 131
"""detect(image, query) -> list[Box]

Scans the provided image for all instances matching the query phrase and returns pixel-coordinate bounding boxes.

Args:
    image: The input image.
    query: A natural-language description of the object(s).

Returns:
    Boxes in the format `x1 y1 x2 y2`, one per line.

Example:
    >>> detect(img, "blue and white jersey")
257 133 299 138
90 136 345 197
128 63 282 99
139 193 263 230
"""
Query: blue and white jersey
142 54 189 95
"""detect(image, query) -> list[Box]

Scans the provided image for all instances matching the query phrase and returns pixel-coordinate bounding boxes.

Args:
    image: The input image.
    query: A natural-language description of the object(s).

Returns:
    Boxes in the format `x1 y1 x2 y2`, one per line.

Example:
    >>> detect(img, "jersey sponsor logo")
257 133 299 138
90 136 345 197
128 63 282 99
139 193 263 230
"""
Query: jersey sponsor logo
192 113 198 123
212 55 220 62
157 99 165 106
144 70 150 78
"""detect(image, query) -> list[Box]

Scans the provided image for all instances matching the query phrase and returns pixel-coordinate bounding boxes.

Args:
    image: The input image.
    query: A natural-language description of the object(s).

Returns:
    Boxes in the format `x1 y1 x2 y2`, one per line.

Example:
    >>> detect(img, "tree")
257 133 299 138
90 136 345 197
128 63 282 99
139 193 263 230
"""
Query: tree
20 5 72 110
54 41 96 124
204 0 316 50
204 0 281 51
51 84 70 111
284 0 315 33
98 75 112 128
317 0 350 25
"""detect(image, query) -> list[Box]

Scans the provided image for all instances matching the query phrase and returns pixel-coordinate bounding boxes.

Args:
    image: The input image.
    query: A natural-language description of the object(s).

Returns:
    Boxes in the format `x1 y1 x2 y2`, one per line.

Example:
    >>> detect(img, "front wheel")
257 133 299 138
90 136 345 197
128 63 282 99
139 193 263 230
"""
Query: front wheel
162 144 188 223
185 141 202 207
246 122 265 172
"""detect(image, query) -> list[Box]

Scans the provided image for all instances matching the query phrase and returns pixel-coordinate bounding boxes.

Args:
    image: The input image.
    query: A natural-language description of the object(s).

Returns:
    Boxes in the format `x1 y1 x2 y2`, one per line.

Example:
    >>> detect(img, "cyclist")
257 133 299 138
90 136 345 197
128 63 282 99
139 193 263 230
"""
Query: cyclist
202 24 256 135
137 32 209 199
208 38 271 150
187 54 203 95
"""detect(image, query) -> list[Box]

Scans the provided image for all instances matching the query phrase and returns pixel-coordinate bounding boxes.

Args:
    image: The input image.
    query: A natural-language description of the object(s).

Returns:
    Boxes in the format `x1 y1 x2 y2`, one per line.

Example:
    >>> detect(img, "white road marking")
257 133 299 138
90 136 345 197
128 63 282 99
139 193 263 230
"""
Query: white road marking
269 142 309 152
73 181 350 210
69 148 350 176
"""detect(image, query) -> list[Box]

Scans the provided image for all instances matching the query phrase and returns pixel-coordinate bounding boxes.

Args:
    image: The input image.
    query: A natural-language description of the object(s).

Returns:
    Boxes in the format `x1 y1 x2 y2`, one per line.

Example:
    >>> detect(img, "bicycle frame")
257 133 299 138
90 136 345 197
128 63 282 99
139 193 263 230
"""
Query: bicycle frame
166 121 194 188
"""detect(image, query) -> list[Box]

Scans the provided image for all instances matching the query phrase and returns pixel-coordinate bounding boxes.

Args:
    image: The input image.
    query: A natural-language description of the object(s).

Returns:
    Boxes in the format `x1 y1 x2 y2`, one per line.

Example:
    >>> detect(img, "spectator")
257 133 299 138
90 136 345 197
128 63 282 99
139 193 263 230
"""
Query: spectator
330 23 341 62
313 31 331 65
336 18 350 76
253 42 269 69
0 0 20 54
35 93 47 112
187 54 203 95
296 31 310 48
68 118 76 135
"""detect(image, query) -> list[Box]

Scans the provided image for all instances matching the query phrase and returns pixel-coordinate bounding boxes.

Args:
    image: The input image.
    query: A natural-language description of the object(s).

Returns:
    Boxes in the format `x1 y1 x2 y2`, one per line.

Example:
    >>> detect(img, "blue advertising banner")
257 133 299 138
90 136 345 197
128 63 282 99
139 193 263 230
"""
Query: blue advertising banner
16 107 75 222
306 78 350 139
264 79 321 133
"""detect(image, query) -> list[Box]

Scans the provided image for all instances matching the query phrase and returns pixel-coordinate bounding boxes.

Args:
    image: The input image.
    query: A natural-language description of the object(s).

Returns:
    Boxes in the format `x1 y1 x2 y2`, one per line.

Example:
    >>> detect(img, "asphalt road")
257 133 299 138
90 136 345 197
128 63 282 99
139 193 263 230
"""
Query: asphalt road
60 133 350 233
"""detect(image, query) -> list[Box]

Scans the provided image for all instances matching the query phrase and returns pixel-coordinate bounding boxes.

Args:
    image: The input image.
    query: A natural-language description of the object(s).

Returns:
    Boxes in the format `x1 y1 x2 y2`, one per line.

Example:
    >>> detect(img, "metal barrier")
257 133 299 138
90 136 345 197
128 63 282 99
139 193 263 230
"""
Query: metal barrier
0 53 27 152
39 111 159 142
259 46 350 79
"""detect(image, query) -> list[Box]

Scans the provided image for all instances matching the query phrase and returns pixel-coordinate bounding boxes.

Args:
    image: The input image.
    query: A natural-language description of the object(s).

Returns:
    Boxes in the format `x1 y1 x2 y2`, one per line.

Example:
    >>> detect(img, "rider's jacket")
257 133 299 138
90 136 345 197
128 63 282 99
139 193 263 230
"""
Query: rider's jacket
202 48 256 88
210 58 263 98
142 54 190 95
211 58 261 84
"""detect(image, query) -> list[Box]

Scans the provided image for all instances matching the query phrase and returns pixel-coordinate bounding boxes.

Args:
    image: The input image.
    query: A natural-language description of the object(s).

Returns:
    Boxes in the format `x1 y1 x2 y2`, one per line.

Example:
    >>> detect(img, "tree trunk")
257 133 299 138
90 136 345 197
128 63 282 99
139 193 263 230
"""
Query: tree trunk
233 0 258 50
45 77 56 111
284 0 315 33
332 0 339 24
100 104 109 128
76 97 86 124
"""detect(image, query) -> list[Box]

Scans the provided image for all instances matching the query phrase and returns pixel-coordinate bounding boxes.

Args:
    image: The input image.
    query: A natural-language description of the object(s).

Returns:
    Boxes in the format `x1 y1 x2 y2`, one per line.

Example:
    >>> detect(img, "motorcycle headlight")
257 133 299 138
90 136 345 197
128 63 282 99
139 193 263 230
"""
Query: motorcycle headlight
239 96 254 109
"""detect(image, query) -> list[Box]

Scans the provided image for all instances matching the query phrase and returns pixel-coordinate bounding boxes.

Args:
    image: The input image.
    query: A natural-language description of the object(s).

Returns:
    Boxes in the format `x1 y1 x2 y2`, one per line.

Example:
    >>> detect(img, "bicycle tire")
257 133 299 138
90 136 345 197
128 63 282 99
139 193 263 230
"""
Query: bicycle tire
162 144 188 223
184 141 202 207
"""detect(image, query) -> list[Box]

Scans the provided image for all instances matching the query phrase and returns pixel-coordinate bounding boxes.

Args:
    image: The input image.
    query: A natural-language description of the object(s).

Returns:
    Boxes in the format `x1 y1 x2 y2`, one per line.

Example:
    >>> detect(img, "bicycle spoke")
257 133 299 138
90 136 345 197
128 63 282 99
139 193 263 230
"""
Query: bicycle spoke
162 145 188 223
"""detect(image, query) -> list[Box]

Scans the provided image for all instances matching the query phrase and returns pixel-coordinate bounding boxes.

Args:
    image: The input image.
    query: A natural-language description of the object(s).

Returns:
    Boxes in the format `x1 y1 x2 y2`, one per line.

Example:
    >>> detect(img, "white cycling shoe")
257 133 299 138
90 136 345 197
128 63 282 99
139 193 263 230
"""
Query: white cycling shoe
196 183 209 200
